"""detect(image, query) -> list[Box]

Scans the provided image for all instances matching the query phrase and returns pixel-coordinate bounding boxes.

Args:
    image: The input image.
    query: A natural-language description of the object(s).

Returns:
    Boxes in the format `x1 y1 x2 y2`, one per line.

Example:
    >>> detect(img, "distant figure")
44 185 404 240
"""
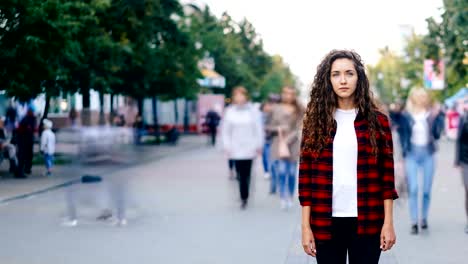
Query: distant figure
260 98 276 180
221 86 264 209
40 119 55 176
133 114 146 145
69 107 78 127
5 101 17 138
16 108 36 178
0 120 18 175
446 104 460 140
113 114 126 127
205 109 221 146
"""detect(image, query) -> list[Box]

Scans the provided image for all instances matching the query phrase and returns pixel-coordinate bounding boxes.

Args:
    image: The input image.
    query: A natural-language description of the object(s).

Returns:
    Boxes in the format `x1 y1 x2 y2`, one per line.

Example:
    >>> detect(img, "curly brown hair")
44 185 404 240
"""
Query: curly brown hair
302 50 384 157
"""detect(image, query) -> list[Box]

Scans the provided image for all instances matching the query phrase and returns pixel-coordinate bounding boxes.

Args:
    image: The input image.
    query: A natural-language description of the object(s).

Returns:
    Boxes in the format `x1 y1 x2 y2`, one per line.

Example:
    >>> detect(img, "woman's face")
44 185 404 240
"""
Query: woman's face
233 92 247 105
281 87 296 104
411 91 430 108
330 58 358 101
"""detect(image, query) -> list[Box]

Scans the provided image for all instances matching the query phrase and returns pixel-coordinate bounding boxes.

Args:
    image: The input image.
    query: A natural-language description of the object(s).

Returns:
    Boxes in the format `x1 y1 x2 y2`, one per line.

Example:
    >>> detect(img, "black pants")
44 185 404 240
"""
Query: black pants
234 160 253 201
208 126 217 146
316 217 381 264
17 142 34 177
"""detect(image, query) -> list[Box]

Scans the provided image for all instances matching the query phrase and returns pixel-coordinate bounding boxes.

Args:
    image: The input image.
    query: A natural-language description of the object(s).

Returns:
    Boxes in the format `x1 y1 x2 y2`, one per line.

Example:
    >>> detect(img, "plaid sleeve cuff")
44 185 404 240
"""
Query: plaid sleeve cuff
299 197 313 206
383 189 399 200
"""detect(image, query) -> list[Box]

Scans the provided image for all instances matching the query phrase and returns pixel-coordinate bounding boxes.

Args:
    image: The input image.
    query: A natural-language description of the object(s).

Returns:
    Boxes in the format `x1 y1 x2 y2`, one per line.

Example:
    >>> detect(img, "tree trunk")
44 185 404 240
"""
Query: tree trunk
39 92 51 136
81 81 91 126
109 93 115 124
137 97 144 116
174 99 179 129
152 96 160 144
98 92 105 125
183 99 189 133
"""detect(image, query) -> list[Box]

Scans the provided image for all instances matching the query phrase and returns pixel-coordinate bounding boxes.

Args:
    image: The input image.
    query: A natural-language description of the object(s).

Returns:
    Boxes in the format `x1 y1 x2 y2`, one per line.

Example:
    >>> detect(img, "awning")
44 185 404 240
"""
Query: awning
197 69 226 88
444 87 467 108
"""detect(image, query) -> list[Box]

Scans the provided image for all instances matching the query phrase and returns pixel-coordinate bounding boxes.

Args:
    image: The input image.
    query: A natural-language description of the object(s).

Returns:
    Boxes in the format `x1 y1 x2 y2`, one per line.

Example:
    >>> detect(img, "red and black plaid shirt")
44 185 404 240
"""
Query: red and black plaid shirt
298 111 398 241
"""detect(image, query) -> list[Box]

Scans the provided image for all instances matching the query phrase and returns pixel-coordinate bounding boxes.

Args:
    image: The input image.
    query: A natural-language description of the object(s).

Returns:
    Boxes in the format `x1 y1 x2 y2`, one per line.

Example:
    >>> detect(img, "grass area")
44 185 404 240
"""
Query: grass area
32 153 73 166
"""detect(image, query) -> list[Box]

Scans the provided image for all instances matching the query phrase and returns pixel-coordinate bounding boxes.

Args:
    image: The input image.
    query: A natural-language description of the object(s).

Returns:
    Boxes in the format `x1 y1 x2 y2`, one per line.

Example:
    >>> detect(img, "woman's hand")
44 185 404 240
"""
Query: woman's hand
302 226 317 257
380 223 396 251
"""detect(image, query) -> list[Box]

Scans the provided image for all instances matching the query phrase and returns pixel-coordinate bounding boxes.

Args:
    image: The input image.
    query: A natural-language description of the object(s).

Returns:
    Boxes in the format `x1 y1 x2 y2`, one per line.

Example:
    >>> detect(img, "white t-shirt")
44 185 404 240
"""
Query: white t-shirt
332 108 358 217
410 112 430 146
221 104 264 160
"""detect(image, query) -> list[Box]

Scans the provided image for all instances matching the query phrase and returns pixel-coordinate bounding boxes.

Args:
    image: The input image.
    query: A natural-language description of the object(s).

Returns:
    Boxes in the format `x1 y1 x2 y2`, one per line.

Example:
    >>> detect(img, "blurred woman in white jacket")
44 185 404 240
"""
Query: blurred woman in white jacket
222 86 264 209
40 119 55 176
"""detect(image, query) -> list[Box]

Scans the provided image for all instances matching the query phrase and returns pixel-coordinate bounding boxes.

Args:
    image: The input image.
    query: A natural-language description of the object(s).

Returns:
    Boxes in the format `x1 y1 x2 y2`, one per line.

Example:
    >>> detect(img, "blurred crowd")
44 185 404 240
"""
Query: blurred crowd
208 85 468 234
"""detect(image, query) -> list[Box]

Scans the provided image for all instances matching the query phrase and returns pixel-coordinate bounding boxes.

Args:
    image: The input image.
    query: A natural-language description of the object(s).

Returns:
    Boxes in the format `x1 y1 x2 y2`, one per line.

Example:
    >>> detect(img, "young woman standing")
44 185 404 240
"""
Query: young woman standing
299 50 398 264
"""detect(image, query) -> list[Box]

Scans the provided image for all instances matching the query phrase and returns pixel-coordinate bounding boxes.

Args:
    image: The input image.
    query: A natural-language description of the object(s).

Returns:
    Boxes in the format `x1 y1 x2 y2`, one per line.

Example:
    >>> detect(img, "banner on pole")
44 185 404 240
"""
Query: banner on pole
424 60 445 90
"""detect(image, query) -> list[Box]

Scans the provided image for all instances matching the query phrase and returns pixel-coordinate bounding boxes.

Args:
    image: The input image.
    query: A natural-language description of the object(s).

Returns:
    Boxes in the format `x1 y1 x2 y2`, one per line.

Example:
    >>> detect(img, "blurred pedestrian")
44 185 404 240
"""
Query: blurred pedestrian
399 87 443 235
454 100 468 234
204 108 221 146
446 104 459 140
16 107 36 178
266 86 304 209
260 98 276 180
0 119 18 175
40 119 55 176
221 86 264 209
133 114 146 145
5 100 17 138
69 107 78 127
299 50 398 263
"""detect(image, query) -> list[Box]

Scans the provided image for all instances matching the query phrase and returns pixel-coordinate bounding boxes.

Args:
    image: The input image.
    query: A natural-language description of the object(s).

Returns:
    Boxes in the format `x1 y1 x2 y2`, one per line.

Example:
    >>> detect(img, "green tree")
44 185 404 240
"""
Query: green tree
425 0 468 96
259 55 296 100
368 47 405 103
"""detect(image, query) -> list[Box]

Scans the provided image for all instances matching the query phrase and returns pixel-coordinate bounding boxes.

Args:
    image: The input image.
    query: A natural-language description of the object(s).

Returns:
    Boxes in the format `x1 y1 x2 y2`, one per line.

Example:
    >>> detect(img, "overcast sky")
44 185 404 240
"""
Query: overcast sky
183 0 443 90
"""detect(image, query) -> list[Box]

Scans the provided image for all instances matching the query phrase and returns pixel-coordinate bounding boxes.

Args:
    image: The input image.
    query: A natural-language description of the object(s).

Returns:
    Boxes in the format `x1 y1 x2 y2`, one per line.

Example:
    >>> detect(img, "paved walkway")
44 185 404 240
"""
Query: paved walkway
0 134 207 203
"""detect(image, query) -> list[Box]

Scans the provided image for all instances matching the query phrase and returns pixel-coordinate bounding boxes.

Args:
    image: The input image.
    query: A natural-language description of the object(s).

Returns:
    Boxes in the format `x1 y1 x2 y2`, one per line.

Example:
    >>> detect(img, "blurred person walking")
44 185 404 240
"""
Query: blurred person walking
69 107 78 127
266 86 304 209
205 108 221 146
0 119 18 175
446 104 460 140
455 101 468 234
260 98 276 180
40 119 55 176
5 101 17 138
16 107 36 178
221 86 264 209
399 88 443 234
133 114 146 145
299 50 398 263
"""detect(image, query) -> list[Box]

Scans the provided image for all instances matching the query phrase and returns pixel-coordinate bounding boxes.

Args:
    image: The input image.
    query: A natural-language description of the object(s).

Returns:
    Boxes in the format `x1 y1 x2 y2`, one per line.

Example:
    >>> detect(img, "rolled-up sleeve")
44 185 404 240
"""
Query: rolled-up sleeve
379 115 399 200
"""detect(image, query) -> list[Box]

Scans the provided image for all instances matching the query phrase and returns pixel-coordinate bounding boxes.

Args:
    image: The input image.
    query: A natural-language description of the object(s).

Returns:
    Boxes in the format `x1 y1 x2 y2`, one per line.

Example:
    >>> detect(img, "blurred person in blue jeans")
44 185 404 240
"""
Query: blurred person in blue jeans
260 99 276 180
455 99 468 234
221 86 264 209
266 86 304 209
399 88 443 235
133 114 146 145
40 119 55 176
